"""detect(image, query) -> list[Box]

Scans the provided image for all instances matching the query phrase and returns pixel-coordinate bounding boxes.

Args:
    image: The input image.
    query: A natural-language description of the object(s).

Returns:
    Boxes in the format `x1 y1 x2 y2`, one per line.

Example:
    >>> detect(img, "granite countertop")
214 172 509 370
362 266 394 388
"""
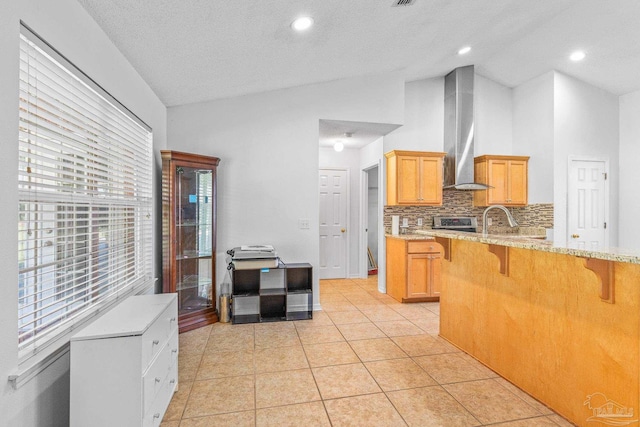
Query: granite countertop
414 229 640 265
385 233 435 241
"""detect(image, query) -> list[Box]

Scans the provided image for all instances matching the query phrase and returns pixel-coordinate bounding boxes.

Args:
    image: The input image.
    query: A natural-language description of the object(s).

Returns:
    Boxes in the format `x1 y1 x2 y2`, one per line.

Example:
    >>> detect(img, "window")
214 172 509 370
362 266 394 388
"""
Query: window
17 24 153 360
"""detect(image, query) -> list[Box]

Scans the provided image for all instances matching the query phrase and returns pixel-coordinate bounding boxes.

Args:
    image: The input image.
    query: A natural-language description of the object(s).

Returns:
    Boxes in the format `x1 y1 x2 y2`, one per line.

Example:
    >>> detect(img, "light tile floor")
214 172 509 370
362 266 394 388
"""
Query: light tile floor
162 277 576 427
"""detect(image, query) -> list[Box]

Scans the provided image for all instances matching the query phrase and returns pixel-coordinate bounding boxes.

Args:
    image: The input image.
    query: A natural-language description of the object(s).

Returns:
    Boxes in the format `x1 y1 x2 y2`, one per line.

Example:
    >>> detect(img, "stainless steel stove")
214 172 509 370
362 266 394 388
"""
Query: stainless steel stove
433 216 478 233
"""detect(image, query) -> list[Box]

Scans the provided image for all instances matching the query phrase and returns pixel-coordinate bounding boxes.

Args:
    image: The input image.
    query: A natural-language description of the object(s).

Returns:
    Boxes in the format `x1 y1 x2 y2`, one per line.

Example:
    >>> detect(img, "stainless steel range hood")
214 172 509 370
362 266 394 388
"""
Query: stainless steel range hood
443 65 490 190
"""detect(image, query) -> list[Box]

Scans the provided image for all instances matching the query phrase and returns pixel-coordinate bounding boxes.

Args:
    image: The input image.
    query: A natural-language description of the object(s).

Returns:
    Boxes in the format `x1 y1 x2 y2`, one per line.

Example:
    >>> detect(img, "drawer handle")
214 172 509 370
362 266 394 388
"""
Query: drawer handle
171 349 178 354
153 413 160 419
155 377 161 383
170 317 176 322
153 340 160 345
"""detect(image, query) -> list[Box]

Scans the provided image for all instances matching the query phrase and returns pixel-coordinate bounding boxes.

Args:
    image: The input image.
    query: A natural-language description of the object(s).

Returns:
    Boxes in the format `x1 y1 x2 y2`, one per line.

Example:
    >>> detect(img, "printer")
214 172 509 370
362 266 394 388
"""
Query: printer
227 245 279 270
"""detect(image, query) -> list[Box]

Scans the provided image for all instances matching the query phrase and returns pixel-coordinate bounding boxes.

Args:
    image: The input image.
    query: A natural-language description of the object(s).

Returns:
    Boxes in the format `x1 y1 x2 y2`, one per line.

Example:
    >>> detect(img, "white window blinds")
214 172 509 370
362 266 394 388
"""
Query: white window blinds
18 25 153 359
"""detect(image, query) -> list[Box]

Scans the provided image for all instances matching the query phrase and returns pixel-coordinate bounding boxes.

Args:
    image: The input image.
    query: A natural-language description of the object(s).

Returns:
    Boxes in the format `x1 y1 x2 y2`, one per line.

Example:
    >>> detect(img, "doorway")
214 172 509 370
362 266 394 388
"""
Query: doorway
567 158 609 250
364 166 379 277
318 169 348 279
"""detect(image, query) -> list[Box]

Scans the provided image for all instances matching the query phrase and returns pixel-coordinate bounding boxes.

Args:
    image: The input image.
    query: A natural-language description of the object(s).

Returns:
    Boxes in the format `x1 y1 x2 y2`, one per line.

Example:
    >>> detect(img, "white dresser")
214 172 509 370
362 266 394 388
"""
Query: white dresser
70 293 179 427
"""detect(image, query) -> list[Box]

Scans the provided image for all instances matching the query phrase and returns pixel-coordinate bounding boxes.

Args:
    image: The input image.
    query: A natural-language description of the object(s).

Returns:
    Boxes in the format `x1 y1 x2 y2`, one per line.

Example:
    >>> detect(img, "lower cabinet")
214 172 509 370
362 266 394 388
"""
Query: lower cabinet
407 252 442 298
386 237 442 303
70 294 178 427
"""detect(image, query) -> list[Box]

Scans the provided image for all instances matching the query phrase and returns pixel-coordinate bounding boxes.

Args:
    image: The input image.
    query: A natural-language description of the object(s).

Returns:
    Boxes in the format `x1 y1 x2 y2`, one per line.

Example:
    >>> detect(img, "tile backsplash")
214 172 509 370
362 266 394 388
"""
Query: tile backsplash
384 190 553 232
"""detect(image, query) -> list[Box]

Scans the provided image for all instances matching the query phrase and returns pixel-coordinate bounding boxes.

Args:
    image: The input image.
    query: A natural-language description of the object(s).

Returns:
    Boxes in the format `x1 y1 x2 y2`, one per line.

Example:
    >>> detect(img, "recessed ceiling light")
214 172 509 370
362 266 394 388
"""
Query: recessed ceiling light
458 46 471 55
333 141 344 152
570 50 586 61
291 16 314 31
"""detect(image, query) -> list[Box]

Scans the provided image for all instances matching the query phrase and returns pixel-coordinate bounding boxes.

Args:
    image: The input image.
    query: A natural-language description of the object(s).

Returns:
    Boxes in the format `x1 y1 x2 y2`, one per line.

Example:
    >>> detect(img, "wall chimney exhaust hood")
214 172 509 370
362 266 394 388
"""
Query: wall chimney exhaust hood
442 65 490 190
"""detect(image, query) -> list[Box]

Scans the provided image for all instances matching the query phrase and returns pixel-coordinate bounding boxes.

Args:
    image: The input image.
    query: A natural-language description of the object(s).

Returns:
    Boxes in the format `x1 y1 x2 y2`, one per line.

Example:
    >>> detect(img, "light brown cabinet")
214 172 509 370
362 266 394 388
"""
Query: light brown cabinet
473 155 529 206
386 237 442 303
385 150 446 206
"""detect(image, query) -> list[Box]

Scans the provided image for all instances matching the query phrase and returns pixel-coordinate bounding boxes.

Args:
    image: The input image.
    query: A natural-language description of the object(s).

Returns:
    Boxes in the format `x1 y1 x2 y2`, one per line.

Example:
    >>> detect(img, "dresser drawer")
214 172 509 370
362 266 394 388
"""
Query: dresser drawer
141 302 178 371
143 361 178 427
143 329 178 414
407 241 439 254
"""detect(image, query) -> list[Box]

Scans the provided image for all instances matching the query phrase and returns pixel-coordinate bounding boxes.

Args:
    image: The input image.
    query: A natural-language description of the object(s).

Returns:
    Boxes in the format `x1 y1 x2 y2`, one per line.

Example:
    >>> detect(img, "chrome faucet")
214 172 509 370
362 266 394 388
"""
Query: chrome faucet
482 205 518 235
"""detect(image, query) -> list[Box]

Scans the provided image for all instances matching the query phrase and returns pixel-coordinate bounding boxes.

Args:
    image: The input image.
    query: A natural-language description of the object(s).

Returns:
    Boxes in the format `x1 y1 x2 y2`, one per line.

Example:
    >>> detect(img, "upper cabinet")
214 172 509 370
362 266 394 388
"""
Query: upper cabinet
473 155 529 206
385 150 446 206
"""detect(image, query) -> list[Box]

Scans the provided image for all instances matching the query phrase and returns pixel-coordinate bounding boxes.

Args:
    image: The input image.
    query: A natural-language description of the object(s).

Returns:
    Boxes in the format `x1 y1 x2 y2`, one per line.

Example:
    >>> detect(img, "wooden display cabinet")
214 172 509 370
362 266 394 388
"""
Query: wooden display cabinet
473 155 529 206
385 150 446 206
386 237 443 303
162 150 220 332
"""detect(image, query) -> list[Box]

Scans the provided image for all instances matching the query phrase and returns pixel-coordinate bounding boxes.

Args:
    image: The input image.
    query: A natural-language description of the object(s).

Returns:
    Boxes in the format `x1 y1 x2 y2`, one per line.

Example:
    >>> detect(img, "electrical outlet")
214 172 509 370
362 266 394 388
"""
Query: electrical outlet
487 218 492 226
402 218 408 227
299 219 310 229
417 218 423 226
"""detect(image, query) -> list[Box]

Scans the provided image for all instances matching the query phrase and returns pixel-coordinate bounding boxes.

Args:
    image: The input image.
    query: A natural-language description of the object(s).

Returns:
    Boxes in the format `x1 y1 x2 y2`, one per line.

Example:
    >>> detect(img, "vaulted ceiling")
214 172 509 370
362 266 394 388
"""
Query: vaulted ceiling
78 0 640 108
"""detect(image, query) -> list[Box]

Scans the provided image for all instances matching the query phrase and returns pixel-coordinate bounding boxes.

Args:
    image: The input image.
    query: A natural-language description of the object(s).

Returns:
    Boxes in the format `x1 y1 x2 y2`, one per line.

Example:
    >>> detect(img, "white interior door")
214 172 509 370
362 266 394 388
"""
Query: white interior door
567 159 608 250
319 169 348 279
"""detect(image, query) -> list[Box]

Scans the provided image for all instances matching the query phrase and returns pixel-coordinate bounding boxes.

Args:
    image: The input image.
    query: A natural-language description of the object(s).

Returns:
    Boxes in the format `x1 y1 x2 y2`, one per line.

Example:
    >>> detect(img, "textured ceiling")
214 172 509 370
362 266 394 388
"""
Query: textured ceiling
319 120 400 149
77 0 640 108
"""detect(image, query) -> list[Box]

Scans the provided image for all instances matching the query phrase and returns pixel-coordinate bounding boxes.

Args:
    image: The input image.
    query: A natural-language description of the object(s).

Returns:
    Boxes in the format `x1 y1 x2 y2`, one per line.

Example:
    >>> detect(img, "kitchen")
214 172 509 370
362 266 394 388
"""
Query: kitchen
318 30 634 427
382 73 638 418
320 65 623 284
316 62 632 426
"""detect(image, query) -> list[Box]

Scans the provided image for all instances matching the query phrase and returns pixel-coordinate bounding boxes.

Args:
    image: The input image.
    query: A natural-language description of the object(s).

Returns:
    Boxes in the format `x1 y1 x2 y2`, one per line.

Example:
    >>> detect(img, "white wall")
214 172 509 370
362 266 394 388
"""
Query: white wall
360 137 385 169
475 74 513 155
0 1 167 426
618 90 640 250
512 72 555 204
384 75 514 156
319 147 361 278
553 72 620 246
167 74 404 310
384 78 444 152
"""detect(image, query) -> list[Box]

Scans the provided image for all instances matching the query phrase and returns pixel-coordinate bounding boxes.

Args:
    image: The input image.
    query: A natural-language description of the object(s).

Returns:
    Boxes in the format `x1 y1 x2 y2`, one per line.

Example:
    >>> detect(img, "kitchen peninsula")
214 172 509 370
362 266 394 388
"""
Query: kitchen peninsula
415 229 640 427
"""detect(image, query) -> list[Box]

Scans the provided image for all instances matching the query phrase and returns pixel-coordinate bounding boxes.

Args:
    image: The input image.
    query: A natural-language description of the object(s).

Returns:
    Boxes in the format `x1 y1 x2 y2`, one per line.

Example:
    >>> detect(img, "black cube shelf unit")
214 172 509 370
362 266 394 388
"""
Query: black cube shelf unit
230 262 313 324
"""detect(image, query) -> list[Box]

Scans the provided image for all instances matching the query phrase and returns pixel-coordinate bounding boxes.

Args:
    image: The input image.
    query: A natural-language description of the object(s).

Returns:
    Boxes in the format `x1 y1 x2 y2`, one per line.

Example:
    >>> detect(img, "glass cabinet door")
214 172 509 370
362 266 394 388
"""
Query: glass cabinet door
162 150 219 332
175 166 213 316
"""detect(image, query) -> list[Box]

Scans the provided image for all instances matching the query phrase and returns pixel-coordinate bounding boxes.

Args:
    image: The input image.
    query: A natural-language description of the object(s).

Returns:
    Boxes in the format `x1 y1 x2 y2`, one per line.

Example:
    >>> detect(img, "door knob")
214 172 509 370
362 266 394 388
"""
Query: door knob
341 228 346 233
571 234 580 238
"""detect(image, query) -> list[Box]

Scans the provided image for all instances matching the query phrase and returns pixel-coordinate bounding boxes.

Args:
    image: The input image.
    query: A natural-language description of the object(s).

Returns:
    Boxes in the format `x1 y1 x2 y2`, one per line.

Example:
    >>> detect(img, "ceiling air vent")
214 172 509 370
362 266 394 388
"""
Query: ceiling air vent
392 0 416 6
